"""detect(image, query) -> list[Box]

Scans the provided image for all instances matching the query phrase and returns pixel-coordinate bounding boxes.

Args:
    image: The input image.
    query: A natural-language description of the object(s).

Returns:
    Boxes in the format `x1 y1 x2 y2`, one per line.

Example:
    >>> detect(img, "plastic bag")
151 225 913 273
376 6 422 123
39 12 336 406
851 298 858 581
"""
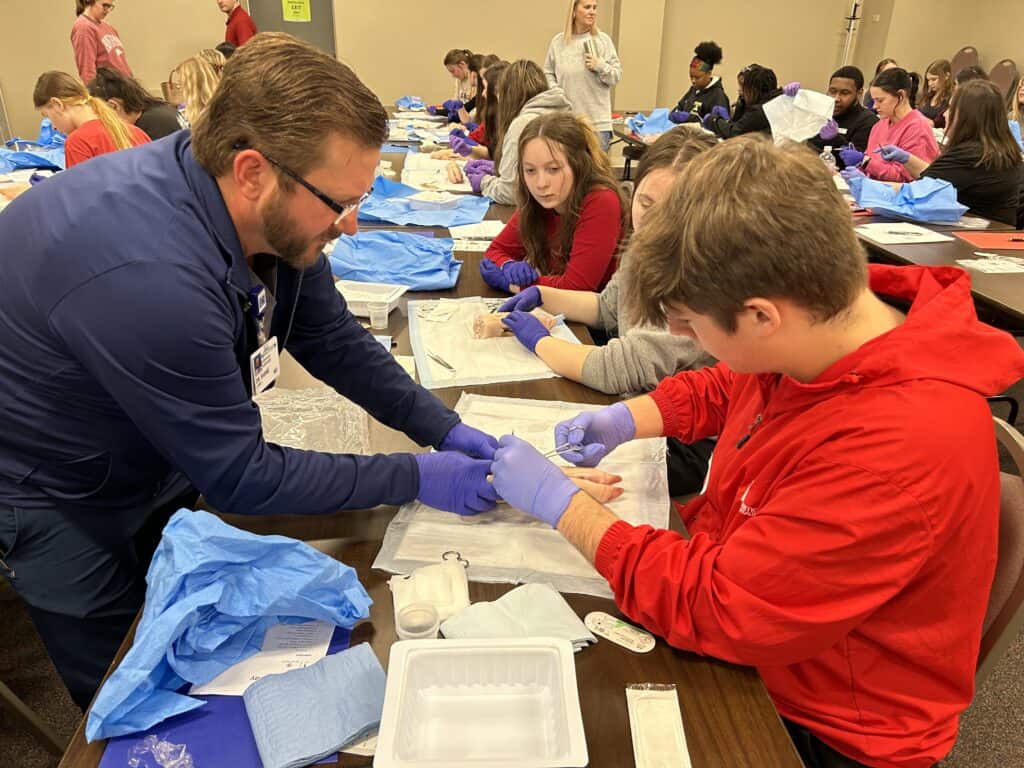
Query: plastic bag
395 95 425 110
627 109 674 136
329 230 462 290
847 174 968 223
763 89 834 144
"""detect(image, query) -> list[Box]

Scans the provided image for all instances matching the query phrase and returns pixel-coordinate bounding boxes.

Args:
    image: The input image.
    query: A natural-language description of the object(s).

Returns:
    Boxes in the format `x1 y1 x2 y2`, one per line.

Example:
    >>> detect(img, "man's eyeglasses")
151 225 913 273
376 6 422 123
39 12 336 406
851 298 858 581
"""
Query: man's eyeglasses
235 144 370 227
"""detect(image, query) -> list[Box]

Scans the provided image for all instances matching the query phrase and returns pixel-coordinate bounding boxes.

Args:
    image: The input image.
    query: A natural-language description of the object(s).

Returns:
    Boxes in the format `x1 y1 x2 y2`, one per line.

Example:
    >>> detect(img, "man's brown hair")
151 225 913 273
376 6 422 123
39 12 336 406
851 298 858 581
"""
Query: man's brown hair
624 136 868 332
192 33 387 178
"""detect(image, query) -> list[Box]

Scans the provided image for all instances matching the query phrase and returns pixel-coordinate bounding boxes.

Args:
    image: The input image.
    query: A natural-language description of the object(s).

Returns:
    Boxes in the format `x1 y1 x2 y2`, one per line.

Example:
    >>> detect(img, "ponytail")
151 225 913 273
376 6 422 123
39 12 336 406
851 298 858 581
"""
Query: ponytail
88 95 136 150
76 0 89 16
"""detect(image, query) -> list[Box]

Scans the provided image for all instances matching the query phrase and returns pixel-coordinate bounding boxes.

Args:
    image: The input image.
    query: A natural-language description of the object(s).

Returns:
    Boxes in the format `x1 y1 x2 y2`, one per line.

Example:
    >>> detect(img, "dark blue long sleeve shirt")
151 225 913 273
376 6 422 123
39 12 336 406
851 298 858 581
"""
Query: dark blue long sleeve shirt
0 133 458 518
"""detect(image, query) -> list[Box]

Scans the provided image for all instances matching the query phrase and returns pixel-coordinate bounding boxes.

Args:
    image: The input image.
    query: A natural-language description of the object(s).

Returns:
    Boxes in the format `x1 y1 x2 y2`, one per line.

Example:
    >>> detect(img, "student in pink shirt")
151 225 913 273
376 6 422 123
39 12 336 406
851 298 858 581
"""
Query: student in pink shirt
838 68 939 183
71 0 132 85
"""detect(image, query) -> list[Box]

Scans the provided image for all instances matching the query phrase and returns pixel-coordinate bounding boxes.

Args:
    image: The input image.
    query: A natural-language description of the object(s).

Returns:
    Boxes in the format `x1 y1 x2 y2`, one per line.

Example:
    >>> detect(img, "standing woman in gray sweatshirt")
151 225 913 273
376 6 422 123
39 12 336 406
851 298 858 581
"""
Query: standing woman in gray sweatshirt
497 128 716 395
544 0 622 151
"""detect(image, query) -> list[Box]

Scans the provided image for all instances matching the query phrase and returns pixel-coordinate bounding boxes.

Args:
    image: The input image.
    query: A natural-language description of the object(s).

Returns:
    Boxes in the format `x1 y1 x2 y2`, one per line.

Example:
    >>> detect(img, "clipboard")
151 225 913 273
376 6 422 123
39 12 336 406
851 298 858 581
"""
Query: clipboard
953 231 1024 251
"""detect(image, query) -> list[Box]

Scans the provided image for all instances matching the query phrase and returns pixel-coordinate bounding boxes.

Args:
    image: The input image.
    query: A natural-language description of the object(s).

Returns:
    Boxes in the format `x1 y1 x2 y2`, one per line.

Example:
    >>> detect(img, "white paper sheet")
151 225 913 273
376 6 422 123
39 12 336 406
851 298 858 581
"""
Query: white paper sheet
373 394 670 598
956 257 1024 274
854 223 954 244
447 221 506 239
189 621 334 696
408 297 581 389
401 153 472 193
452 239 492 252
394 355 416 378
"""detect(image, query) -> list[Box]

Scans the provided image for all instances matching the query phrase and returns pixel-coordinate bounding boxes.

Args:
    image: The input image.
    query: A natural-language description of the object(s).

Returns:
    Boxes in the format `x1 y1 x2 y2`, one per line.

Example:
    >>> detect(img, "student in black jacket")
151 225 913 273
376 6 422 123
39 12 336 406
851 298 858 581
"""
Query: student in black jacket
875 80 1023 226
807 66 879 168
669 41 730 124
703 64 779 138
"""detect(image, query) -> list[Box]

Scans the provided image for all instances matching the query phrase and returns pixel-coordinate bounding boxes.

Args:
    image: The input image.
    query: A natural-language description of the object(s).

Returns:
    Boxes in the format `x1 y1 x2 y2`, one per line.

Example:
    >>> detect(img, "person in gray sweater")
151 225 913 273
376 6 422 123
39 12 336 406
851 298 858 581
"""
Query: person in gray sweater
498 128 717 395
544 0 622 151
468 60 573 205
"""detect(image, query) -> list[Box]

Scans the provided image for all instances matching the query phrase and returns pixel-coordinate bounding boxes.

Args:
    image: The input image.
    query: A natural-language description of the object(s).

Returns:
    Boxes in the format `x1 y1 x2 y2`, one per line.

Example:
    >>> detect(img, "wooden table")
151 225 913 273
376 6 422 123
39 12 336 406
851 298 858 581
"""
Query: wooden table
58 158 803 768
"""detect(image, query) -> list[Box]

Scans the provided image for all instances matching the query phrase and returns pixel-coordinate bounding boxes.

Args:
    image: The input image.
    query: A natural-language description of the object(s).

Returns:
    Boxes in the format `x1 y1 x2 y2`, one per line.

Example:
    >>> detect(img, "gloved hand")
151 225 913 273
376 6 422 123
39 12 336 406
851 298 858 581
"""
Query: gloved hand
447 110 463 124
450 135 477 157
783 81 801 97
427 105 441 116
668 110 695 124
449 127 467 139
876 144 911 163
464 121 480 133
467 168 490 194
710 105 730 120
439 422 499 460
838 145 864 168
464 159 495 176
819 118 839 140
442 100 464 113
491 436 580 527
502 261 539 288
839 166 866 183
554 402 636 467
415 452 498 516
501 311 550 352
499 285 542 312
480 258 511 291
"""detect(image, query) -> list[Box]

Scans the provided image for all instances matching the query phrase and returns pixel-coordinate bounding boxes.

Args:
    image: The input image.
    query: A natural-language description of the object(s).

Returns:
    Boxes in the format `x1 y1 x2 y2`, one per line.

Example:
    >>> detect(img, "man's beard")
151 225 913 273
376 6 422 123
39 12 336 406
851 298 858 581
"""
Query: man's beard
261 188 337 270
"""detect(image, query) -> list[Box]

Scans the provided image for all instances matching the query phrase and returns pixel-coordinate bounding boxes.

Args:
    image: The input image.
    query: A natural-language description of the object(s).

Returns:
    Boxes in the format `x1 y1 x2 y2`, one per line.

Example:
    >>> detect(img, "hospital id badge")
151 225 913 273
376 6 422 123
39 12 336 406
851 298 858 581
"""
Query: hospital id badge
249 336 280 395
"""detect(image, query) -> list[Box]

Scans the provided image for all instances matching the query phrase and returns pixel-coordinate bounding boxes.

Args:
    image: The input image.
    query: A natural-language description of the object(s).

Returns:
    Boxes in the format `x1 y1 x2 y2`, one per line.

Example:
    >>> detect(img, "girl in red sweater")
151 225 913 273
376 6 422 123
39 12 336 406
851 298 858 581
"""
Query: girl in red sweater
480 112 628 292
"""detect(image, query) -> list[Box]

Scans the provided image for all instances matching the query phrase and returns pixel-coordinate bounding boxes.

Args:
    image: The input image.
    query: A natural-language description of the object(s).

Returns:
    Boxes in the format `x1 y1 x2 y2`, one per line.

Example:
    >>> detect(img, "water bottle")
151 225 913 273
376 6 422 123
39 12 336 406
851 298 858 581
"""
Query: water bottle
820 146 837 172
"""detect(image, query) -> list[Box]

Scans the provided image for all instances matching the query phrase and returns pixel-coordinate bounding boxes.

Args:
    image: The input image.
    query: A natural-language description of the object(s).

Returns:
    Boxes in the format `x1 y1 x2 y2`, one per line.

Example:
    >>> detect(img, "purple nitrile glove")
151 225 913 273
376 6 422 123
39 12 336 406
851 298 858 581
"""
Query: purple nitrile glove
467 169 490 194
464 121 480 133
876 144 911 164
443 99 464 112
554 402 636 468
447 110 462 124
449 127 467 139
710 105 730 120
480 258 511 291
499 285 542 312
819 118 839 140
414 452 498 515
464 159 495 176
450 135 477 157
491 435 580 527
427 105 440 115
501 311 550 352
839 166 866 183
439 422 499 460
783 81 801 97
668 110 694 124
502 261 539 288
838 145 864 168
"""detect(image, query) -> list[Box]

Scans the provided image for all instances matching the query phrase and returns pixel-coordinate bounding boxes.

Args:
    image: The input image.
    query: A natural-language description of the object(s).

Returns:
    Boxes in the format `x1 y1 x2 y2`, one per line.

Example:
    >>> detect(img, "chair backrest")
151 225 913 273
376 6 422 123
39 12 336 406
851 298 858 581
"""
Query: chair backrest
988 59 1020 100
977 417 1024 685
951 46 980 76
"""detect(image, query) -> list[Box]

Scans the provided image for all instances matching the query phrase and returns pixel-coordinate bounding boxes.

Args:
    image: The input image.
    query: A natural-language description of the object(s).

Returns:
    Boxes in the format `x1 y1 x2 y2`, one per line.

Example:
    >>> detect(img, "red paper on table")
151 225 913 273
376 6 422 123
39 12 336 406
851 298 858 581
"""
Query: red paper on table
953 231 1024 250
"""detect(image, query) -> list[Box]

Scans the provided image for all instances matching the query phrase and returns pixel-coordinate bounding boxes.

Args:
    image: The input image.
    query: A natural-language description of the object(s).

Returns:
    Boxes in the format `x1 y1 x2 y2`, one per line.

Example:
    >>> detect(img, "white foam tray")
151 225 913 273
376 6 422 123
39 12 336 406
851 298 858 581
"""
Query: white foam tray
374 638 588 768
335 280 408 318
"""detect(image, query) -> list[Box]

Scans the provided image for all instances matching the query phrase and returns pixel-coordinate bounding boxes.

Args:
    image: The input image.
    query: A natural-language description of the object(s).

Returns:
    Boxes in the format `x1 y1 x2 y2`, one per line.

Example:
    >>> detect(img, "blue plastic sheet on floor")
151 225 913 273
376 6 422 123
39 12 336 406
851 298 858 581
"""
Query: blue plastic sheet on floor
85 509 372 742
626 108 674 135
847 174 967 223
358 175 491 227
330 230 461 290
97 628 351 768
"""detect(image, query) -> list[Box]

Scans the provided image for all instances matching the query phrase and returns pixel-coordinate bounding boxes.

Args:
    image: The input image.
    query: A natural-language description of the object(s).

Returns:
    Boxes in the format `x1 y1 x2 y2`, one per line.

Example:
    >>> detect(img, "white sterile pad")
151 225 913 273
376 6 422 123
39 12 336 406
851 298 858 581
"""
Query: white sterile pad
408 298 581 389
389 560 470 622
854 223 954 244
401 153 472 193
335 280 408 317
626 684 692 768
373 394 669 598
375 638 588 768
407 190 461 209
764 89 834 144
585 611 656 653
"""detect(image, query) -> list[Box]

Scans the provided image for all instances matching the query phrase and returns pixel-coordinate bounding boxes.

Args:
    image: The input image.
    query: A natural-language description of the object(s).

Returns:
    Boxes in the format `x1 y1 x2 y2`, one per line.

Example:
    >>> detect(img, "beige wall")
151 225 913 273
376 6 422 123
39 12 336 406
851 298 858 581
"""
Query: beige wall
0 0 226 138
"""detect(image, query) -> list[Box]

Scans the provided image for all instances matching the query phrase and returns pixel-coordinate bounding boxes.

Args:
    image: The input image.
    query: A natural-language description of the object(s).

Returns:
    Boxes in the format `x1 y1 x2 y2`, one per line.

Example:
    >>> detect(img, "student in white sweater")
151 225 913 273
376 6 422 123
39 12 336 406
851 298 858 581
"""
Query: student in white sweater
544 0 622 151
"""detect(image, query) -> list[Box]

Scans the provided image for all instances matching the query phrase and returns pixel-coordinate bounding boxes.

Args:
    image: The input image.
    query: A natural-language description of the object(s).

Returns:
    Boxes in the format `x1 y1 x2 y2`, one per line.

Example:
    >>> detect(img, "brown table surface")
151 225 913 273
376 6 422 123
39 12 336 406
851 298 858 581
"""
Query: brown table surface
58 155 803 768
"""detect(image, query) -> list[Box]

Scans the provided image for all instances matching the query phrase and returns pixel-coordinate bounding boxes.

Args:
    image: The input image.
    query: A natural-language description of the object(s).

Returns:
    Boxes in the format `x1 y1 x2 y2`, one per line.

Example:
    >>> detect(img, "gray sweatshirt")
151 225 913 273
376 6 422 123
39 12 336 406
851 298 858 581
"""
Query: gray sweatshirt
543 31 622 133
481 87 573 205
579 273 708 395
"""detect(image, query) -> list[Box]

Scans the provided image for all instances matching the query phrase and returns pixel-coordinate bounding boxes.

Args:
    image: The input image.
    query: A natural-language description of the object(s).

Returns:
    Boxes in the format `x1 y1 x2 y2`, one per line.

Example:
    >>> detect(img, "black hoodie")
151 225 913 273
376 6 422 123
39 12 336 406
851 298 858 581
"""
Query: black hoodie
673 76 730 120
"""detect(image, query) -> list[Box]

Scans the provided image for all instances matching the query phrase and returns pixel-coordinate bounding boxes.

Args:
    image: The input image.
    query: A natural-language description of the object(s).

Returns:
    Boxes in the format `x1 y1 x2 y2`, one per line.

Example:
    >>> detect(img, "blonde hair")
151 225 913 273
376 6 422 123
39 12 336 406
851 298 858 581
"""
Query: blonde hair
564 0 600 40
171 57 220 125
197 48 227 76
33 70 136 150
624 136 867 331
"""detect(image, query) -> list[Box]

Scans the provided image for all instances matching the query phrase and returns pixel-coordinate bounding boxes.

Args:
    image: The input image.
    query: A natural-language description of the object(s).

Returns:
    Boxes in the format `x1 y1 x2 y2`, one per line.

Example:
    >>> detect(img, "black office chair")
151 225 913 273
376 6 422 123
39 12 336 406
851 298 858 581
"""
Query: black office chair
622 143 646 181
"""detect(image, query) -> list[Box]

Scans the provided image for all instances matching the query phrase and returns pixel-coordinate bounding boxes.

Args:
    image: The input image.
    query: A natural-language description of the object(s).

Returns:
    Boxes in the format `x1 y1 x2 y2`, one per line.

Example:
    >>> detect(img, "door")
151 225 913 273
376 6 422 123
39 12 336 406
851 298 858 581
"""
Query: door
247 0 336 57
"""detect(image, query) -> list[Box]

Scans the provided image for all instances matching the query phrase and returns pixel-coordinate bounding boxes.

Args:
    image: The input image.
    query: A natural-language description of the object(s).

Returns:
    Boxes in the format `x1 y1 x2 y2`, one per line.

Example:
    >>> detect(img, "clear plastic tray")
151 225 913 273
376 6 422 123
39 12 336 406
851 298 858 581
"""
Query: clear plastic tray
335 280 408 317
374 638 588 768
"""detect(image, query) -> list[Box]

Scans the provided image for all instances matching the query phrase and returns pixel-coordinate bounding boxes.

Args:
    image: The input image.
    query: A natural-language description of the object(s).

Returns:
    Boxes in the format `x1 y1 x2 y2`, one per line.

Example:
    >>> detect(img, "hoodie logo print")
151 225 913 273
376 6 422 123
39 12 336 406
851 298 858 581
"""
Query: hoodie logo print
738 483 758 517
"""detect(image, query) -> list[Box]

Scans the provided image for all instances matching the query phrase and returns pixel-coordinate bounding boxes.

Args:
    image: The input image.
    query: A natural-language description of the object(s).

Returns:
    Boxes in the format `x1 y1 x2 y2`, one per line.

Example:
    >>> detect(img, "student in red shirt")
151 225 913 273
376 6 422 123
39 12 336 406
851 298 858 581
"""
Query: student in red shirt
217 0 258 47
489 136 1024 768
34 71 150 169
71 0 132 85
480 112 627 293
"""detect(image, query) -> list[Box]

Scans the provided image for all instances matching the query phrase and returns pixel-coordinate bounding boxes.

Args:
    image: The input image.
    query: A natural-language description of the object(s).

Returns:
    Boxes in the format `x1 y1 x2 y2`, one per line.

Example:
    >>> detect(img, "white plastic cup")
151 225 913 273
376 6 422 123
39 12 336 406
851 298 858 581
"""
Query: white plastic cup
368 301 389 330
396 602 440 640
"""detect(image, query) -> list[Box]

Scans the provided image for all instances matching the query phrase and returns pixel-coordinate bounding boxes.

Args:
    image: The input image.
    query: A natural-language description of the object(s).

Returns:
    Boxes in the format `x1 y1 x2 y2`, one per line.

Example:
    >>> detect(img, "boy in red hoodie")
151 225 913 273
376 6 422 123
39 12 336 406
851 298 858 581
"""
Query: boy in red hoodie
490 136 1024 768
